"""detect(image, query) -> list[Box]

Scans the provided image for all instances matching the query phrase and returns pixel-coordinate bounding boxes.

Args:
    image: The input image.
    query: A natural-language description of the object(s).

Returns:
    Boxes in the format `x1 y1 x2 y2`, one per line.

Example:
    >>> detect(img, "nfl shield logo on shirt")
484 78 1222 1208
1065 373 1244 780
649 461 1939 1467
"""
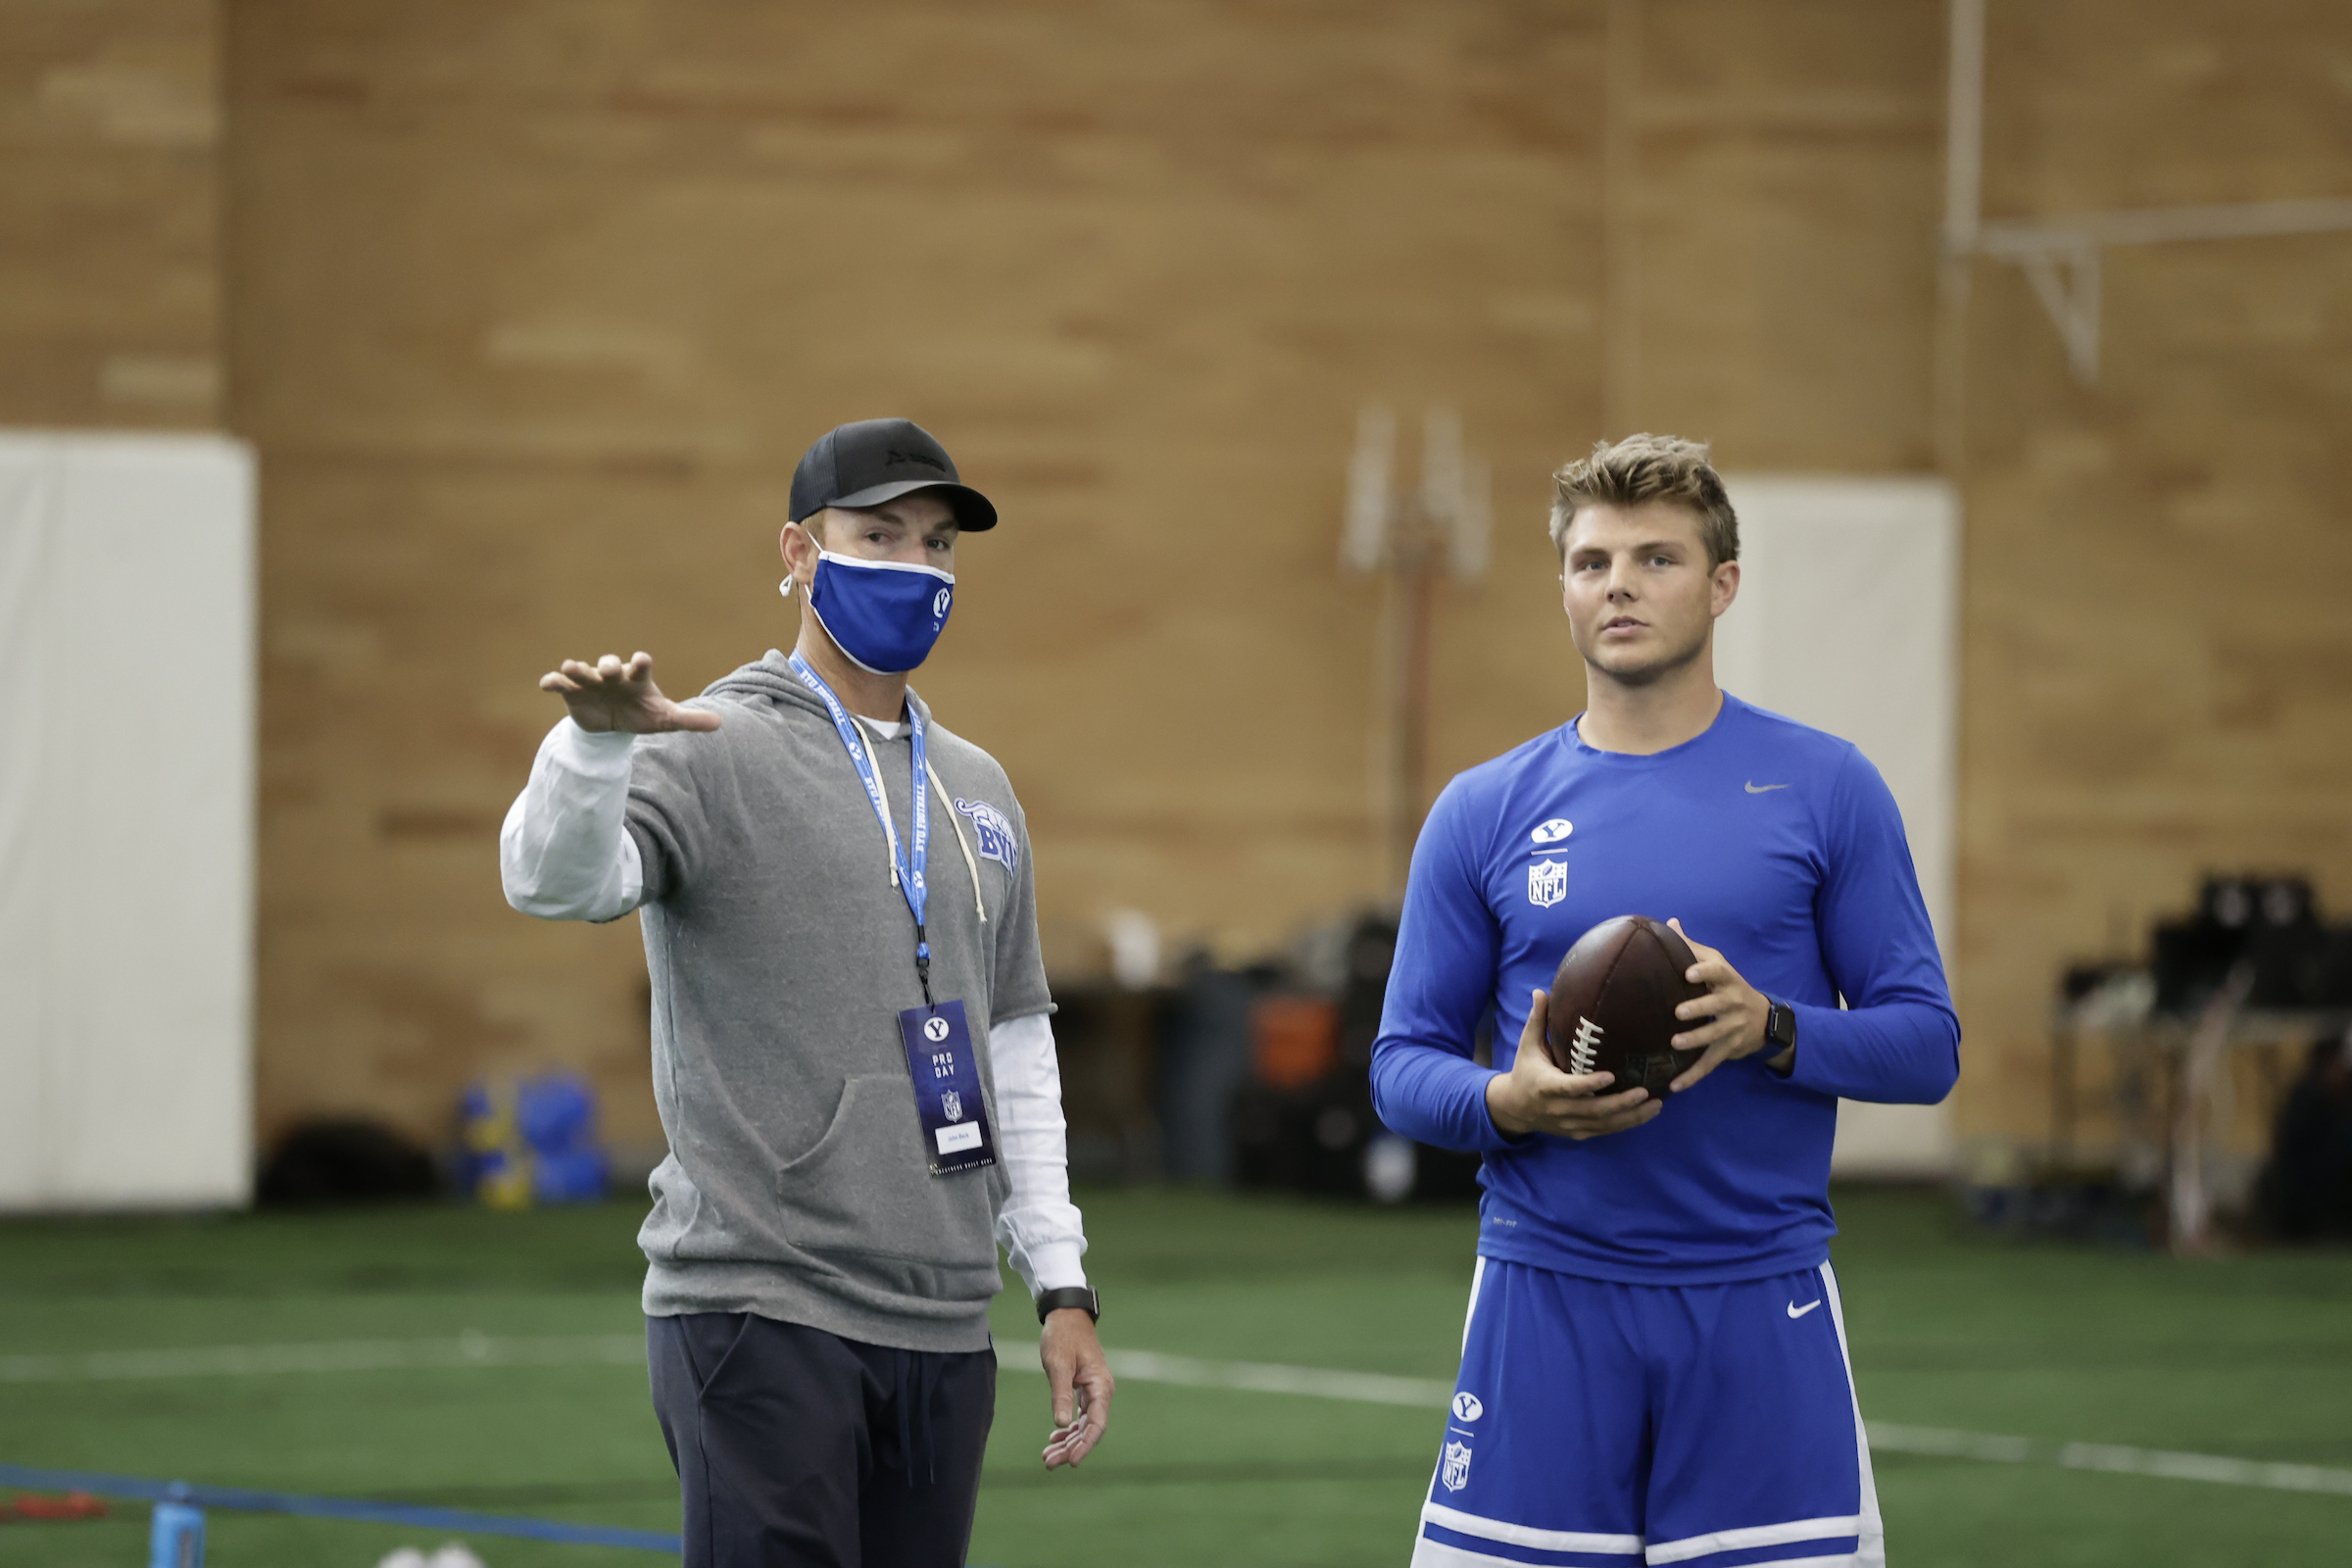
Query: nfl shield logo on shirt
1440 1441 1473 1493
942 1090 963 1123
1527 858 1568 908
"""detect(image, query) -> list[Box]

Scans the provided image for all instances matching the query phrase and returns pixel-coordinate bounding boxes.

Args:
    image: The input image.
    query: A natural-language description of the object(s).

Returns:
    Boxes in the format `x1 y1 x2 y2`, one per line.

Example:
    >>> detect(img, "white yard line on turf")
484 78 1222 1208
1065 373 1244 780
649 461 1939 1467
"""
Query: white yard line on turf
0 1332 645 1382
6 1334 2344 1499
1863 1423 2352 1498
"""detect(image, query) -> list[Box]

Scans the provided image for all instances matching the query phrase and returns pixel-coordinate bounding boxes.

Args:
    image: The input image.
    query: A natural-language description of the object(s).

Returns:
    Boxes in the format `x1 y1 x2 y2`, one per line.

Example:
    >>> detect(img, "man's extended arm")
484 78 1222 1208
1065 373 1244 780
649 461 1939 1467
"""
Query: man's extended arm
501 651 717 921
500 721 644 922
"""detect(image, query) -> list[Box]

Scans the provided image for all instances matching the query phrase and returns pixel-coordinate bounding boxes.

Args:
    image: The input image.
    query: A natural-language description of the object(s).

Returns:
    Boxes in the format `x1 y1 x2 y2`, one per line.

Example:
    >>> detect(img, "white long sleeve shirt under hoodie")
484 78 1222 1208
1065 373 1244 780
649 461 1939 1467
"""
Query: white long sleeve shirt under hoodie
500 716 1089 1299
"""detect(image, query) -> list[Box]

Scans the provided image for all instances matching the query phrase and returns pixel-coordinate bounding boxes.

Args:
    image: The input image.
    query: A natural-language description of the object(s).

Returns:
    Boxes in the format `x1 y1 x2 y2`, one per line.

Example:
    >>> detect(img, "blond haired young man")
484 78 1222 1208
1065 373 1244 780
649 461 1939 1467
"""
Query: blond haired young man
1372 435 1959 1568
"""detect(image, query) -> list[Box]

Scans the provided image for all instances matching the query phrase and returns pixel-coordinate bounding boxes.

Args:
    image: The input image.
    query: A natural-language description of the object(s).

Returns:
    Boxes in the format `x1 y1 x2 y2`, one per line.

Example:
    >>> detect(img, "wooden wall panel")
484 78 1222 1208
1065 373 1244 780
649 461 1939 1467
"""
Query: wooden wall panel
1951 2 2352 1143
227 0 1619 1144
220 0 2351 1158
0 0 220 428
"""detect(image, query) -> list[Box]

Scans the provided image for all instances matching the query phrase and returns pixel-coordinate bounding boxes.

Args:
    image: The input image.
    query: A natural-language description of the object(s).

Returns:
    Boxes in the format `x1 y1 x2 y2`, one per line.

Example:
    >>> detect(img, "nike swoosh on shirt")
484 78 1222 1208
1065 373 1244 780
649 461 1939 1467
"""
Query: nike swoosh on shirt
1787 1299 1823 1319
1745 782 1790 794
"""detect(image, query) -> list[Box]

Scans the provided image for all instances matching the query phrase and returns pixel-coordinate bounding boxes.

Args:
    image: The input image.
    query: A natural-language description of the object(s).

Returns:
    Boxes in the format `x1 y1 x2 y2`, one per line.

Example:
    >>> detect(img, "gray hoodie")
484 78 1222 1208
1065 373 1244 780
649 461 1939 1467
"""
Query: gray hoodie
625 651 1051 1351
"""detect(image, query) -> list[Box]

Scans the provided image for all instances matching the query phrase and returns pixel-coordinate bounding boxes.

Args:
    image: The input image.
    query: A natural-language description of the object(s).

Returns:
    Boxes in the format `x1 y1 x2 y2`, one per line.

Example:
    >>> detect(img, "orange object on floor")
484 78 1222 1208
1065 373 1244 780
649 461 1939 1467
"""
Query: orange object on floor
1251 995 1341 1090
0 1490 109 1522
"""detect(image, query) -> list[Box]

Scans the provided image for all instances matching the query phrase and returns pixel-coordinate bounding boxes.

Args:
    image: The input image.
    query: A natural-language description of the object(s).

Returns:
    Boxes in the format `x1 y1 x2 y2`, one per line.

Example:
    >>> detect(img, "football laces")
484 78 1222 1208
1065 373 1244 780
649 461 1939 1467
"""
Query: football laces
1568 1015 1603 1076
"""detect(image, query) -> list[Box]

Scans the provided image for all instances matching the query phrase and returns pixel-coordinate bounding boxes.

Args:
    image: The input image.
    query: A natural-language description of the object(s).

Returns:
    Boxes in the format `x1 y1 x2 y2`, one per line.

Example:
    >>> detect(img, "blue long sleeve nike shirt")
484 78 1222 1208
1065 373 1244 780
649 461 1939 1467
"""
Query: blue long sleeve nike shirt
1369 695 1960 1285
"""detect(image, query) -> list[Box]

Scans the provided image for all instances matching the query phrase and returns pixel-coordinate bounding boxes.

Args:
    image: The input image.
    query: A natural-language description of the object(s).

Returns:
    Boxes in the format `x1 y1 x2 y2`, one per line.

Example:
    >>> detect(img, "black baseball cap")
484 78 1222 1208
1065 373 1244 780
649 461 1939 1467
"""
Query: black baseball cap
788 417 998 532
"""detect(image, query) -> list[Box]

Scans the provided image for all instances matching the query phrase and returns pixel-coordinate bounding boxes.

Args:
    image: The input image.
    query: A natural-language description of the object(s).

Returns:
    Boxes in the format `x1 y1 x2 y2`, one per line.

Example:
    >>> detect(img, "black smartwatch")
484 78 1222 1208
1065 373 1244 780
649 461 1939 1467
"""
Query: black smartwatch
1763 998 1798 1072
1036 1286 1100 1324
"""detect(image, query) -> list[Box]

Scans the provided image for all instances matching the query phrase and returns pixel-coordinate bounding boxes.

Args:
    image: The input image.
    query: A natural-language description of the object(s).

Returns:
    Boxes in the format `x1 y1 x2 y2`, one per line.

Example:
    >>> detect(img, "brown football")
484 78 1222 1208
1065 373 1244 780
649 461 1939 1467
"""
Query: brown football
1544 914 1712 1099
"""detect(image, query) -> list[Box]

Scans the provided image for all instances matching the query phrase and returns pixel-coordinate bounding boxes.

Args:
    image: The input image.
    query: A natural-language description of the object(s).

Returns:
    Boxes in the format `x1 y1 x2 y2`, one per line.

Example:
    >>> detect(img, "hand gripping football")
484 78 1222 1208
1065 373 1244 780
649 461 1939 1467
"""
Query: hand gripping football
1544 914 1712 1099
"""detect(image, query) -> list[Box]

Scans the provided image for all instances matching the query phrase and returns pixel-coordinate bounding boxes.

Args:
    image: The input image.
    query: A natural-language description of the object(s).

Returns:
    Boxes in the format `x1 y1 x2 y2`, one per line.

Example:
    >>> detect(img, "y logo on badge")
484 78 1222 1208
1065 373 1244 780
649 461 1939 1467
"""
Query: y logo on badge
923 1016 951 1043
1528 858 1568 908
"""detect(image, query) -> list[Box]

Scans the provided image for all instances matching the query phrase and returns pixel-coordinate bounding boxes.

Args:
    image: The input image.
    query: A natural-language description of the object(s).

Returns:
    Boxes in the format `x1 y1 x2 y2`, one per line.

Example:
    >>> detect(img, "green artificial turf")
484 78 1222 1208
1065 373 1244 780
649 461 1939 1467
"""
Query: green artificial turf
0 1187 2347 1567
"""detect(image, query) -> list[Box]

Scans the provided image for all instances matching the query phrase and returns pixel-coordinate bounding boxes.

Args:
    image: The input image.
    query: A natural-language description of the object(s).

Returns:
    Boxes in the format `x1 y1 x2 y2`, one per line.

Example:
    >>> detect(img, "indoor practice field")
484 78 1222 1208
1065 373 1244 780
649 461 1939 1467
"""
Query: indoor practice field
4 1186 2348 1568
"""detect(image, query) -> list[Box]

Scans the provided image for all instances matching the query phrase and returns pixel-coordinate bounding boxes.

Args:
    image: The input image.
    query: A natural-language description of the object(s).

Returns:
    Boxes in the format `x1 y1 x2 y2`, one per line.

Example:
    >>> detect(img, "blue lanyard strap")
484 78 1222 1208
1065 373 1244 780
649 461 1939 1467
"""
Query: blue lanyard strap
788 653 933 1001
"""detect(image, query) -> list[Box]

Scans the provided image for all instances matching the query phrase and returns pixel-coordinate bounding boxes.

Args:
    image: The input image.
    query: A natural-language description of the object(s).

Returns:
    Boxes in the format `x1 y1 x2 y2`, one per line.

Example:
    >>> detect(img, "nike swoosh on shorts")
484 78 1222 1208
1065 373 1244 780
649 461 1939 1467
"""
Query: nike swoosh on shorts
1745 782 1790 794
1787 1299 1823 1319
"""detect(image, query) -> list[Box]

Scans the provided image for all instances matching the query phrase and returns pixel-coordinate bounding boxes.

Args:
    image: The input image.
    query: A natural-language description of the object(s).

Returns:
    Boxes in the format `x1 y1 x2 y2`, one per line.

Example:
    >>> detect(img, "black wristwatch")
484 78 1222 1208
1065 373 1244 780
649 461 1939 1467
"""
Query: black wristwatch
1763 998 1798 1071
1036 1286 1100 1324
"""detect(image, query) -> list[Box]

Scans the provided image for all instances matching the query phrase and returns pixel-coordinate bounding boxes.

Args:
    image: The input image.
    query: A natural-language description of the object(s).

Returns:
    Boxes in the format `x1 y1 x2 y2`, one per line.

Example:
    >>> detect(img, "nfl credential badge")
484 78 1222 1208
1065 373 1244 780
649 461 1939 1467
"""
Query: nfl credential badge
1440 1441 1473 1493
896 1001 996 1175
1528 858 1568 907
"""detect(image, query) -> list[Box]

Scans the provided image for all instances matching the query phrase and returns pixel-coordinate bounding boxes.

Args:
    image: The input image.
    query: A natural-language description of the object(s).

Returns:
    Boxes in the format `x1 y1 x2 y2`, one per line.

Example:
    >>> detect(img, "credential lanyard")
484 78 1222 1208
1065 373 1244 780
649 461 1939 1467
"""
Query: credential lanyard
789 653 934 1003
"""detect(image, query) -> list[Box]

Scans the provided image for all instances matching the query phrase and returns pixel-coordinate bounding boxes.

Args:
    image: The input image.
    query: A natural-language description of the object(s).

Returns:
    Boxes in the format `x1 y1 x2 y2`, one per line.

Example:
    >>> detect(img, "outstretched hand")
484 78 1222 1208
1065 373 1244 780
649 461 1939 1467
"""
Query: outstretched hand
538 653 721 735
1039 1309 1113 1469
1485 989 1661 1141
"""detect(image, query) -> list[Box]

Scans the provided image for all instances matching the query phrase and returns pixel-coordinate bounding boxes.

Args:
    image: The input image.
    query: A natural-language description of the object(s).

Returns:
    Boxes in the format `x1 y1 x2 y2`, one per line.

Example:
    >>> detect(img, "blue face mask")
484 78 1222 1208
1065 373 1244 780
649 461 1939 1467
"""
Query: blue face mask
799 549 956 673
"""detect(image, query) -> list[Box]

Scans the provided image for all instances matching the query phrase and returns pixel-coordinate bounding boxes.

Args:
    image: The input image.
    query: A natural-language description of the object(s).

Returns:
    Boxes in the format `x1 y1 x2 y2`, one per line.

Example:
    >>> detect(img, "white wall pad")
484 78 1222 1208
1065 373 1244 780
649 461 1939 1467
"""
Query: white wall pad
1716 476 1960 1178
0 431 256 1209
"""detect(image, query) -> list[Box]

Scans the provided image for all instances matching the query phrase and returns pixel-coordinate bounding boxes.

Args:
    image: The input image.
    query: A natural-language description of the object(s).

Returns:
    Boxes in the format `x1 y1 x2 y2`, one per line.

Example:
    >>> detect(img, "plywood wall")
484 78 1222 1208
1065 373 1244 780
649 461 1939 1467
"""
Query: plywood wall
224 0 1628 1148
197 0 2351 1152
1950 1 2352 1142
0 0 220 429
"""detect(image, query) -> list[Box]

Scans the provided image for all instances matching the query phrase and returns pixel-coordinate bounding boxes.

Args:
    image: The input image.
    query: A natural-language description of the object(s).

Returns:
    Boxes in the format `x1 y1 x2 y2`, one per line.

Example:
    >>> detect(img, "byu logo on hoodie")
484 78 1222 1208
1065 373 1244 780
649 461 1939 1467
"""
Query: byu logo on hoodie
955 798 1018 872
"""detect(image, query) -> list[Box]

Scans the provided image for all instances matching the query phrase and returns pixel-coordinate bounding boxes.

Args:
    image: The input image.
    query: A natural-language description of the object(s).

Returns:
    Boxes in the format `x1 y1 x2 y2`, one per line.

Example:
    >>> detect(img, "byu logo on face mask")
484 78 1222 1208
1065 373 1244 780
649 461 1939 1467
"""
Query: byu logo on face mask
805 549 956 673
923 1016 951 1043
1528 858 1568 908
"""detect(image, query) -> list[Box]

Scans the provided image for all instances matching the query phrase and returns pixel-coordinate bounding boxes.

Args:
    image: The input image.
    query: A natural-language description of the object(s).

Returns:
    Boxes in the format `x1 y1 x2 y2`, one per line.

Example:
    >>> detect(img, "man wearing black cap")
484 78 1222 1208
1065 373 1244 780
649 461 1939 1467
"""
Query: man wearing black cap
500 418 1111 1567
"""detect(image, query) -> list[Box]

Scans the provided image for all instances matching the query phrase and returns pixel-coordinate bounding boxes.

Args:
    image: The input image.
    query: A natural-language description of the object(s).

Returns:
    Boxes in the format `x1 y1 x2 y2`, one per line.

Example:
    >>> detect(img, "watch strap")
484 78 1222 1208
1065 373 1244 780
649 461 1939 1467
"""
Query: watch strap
1036 1286 1100 1324
1765 999 1798 1074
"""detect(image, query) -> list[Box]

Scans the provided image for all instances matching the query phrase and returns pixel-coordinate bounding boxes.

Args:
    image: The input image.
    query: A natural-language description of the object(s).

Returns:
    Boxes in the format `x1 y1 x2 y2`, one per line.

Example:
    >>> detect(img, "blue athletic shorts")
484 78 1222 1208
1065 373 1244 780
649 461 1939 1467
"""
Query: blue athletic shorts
1410 1257 1884 1568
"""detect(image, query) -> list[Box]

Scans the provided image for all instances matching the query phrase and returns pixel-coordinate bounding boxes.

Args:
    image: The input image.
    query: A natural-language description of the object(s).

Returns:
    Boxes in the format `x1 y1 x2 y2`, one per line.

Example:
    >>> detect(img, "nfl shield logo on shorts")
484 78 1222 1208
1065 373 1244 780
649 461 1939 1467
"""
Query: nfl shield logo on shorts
942 1090 963 1123
1527 858 1568 908
1440 1441 1473 1493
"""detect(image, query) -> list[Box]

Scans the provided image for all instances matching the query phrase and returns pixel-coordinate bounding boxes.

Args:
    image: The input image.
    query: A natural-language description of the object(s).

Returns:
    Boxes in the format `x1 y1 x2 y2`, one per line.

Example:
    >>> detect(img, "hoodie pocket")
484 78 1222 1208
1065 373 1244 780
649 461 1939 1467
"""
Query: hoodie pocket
776 1074 1000 1278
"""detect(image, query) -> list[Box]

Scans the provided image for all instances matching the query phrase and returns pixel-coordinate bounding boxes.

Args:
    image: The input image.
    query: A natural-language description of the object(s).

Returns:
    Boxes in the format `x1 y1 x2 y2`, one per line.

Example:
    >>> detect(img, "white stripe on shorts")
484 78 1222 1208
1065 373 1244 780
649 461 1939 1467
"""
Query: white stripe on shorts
1818 1261 1886 1568
1644 1513 1863 1563
1420 1500 1643 1555
1410 1538 1538 1568
1459 1254 1488 1354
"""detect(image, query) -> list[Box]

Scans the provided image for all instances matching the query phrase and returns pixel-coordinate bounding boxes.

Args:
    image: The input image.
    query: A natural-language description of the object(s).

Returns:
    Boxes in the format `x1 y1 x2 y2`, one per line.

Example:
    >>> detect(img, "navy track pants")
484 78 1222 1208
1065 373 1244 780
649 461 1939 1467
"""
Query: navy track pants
648 1312 997 1568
